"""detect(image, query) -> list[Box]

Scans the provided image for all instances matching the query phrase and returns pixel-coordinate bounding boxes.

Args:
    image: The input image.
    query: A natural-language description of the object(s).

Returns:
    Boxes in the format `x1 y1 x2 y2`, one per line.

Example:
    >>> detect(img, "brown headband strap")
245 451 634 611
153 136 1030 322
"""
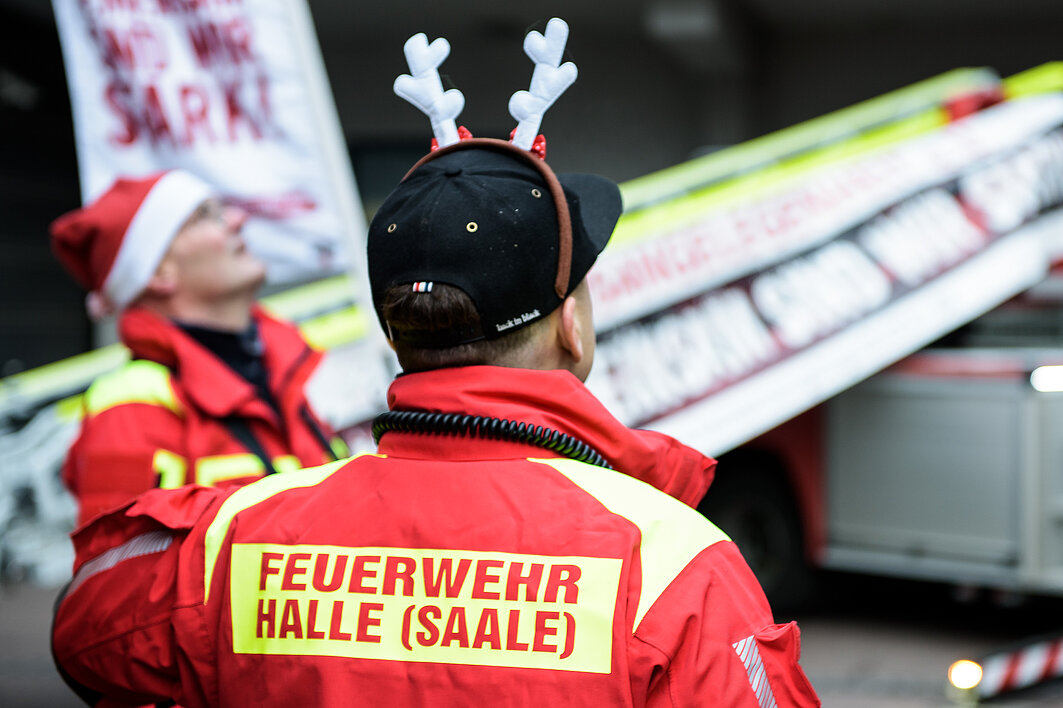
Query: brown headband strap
403 138 573 299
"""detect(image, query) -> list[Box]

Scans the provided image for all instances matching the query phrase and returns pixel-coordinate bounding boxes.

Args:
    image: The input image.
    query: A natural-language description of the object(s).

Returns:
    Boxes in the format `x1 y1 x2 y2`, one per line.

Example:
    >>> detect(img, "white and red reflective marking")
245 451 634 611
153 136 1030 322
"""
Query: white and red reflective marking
978 636 1063 698
66 530 174 596
733 635 778 708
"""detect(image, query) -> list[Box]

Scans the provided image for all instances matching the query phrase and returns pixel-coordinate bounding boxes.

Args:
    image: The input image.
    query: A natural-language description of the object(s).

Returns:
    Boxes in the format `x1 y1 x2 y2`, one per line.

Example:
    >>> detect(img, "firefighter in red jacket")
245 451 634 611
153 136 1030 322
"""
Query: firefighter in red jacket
52 22 819 707
50 170 346 526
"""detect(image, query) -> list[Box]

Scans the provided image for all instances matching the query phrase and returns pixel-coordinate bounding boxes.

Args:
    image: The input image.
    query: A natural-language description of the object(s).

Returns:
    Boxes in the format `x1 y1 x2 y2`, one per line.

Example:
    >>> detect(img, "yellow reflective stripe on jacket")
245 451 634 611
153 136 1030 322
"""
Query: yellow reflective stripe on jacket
203 455 370 602
330 436 350 459
196 454 305 487
153 449 188 489
83 359 181 417
272 455 301 474
533 457 730 631
196 454 265 487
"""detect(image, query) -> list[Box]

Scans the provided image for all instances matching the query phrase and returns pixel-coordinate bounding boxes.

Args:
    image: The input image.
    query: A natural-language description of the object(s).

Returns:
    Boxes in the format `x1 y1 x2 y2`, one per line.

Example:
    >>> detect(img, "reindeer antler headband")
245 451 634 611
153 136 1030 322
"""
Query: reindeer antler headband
393 17 577 155
392 18 579 298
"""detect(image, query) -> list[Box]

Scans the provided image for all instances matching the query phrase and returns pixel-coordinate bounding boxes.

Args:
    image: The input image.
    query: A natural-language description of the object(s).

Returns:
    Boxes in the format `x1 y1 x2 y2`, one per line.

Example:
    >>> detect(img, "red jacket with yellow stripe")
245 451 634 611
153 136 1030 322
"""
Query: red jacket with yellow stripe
52 366 819 707
62 305 343 526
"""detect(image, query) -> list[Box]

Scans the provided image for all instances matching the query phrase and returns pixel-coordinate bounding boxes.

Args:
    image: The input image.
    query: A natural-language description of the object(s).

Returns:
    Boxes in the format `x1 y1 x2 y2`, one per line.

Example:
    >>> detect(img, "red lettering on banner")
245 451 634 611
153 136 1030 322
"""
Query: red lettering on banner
357 602 383 643
505 562 544 601
186 19 255 68
179 85 215 144
561 612 576 660
400 605 414 650
416 605 442 646
533 611 560 653
96 23 165 71
306 599 326 639
104 82 138 145
441 607 470 648
382 556 416 596
472 608 502 650
259 552 283 590
544 564 581 603
506 609 528 651
280 552 311 591
471 559 503 600
143 84 176 146
157 0 246 13
98 28 131 70
329 601 351 641
99 0 141 11
246 551 594 658
223 79 262 140
422 557 471 598
347 555 379 594
311 553 347 592
278 598 302 639
393 604 577 655
257 73 273 126
103 78 272 149
256 598 275 639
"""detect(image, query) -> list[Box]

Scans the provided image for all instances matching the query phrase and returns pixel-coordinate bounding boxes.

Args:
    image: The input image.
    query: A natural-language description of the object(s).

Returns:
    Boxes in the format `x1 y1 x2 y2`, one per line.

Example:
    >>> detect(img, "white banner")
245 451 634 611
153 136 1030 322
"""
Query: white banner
51 0 365 285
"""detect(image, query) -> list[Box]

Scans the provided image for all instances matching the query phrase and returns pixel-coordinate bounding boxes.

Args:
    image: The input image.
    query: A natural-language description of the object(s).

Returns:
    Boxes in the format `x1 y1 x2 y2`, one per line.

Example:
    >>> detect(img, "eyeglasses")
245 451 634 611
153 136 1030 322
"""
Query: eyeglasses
188 198 227 226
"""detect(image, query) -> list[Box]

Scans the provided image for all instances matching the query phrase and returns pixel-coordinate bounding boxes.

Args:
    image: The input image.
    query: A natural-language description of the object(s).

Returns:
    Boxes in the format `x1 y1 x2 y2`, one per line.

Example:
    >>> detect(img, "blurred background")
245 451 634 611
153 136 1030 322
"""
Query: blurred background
5 0 1063 372
5 1 1063 706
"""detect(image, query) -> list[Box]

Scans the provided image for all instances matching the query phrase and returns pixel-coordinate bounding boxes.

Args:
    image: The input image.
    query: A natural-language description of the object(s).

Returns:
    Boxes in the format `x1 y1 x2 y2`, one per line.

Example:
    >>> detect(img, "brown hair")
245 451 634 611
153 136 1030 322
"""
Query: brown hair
379 283 544 372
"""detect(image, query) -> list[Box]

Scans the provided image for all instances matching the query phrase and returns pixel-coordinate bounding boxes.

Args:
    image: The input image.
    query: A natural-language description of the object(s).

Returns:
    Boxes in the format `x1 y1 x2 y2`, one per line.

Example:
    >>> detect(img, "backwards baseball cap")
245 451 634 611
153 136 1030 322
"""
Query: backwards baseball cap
368 18 622 347
50 169 214 315
368 139 621 346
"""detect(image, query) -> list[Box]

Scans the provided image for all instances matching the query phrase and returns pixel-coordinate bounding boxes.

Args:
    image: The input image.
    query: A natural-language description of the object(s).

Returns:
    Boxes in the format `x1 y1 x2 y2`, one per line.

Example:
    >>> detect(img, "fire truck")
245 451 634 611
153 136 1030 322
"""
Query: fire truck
577 61 1063 615
704 280 1063 611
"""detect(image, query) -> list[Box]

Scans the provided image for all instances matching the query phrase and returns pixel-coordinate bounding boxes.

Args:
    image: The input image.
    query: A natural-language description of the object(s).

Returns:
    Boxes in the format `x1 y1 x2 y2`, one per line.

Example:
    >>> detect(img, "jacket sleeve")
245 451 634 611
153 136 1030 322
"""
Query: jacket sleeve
52 486 223 705
64 394 188 527
629 541 820 707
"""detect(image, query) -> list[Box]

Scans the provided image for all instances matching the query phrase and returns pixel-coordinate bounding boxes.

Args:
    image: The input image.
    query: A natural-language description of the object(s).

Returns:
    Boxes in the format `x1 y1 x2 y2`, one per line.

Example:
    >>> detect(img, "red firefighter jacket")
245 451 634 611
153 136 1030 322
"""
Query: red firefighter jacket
62 305 344 526
53 366 819 707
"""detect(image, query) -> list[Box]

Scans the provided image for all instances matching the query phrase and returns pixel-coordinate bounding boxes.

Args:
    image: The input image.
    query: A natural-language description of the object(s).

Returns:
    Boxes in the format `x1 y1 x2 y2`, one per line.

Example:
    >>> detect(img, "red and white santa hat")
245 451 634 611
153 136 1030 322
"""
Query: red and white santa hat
50 169 215 316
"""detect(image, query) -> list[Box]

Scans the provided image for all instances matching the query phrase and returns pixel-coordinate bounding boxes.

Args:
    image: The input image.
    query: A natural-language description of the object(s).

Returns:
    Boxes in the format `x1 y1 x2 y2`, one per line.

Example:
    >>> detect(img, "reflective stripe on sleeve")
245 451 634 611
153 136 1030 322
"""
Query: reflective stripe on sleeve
532 457 730 631
733 635 779 708
83 360 182 417
202 455 372 602
66 530 174 597
153 449 188 489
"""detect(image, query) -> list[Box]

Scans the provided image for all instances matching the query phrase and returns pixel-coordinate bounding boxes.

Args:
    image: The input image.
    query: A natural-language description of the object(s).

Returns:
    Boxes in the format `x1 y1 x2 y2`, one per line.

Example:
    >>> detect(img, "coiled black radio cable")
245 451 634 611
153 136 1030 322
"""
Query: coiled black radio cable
372 410 613 469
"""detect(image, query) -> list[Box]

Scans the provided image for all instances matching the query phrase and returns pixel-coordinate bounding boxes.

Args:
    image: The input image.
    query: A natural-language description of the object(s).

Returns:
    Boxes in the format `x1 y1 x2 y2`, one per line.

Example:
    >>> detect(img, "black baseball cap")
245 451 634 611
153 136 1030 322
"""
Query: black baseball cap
367 138 622 347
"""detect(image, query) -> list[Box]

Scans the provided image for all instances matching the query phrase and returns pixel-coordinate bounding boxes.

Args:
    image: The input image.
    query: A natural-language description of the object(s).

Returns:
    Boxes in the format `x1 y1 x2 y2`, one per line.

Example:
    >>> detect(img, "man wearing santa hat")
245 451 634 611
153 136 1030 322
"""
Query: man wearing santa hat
50 169 347 526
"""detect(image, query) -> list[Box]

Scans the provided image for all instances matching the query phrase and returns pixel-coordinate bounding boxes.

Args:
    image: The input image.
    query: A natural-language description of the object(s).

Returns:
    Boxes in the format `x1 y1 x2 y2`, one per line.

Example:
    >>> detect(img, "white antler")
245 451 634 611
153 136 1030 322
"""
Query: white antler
508 18 578 150
394 33 465 148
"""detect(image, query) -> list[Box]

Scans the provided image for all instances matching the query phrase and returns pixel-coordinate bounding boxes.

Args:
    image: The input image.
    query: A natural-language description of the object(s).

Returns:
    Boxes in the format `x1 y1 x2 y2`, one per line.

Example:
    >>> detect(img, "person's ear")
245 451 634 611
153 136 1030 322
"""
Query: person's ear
558 295 584 364
142 257 179 297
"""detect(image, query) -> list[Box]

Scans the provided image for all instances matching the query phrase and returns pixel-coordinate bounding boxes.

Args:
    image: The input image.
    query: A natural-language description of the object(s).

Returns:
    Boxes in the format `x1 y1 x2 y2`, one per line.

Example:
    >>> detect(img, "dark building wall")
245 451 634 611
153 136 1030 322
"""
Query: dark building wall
0 6 85 375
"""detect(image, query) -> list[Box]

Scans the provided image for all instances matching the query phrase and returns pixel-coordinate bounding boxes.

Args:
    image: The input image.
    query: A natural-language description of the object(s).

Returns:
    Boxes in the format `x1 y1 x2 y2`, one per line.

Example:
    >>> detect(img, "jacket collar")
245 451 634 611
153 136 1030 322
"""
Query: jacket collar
118 306 317 421
382 366 715 506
